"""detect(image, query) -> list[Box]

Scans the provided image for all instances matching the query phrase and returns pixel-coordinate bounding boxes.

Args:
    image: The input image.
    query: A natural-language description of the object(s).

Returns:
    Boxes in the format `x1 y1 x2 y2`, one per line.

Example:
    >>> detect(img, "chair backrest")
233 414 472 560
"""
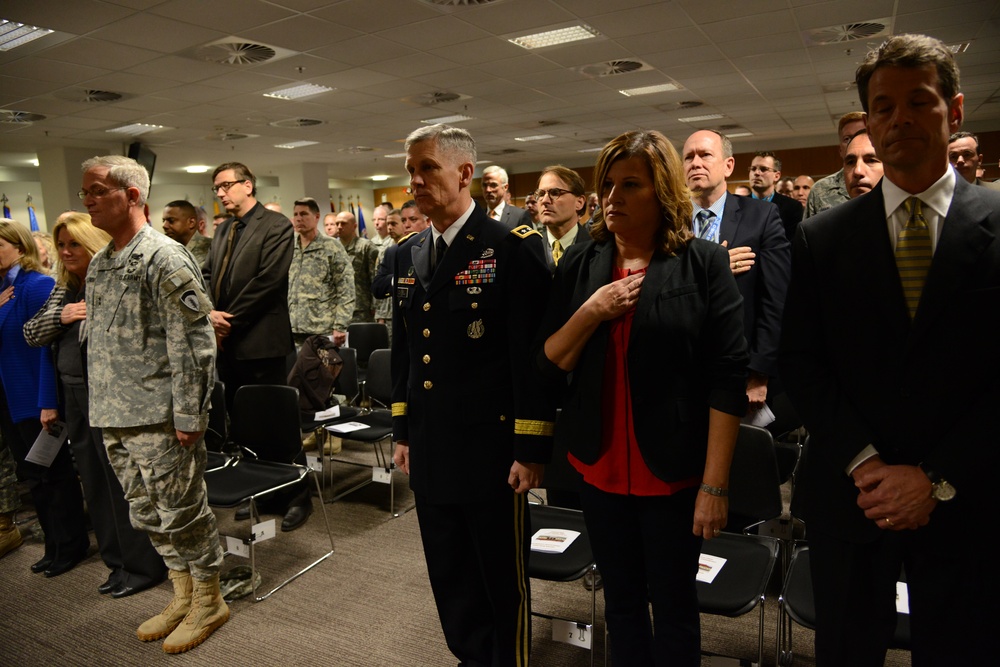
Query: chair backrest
346 322 389 369
204 380 228 452
335 346 360 404
727 424 784 531
231 385 302 464
365 348 392 406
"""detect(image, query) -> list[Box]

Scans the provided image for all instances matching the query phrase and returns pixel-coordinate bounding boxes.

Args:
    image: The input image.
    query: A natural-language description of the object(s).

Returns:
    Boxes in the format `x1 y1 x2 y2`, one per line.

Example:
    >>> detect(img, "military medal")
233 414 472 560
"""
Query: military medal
468 319 484 339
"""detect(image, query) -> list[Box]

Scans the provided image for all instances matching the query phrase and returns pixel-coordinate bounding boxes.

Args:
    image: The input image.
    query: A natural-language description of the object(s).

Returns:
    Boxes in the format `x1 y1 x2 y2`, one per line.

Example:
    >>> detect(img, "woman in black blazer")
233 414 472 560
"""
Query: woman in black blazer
537 130 749 666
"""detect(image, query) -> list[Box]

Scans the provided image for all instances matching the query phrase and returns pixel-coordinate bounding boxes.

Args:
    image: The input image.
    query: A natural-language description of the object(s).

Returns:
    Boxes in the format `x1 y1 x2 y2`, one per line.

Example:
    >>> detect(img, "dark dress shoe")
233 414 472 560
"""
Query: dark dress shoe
280 503 312 532
111 578 159 599
234 502 251 521
98 572 119 595
44 550 87 578
30 555 54 574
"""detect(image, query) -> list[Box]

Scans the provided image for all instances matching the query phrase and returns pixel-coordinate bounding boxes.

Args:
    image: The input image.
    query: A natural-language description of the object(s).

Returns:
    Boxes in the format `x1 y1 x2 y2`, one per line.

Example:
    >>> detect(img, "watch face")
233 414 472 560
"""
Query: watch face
932 480 956 502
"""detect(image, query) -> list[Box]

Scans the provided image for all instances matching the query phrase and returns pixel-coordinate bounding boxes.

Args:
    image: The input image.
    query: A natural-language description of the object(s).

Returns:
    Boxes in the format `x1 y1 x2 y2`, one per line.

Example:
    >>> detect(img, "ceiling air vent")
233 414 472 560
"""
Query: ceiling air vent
190 39 280 65
0 110 45 123
208 132 257 141
577 59 649 78
340 146 374 154
55 89 124 103
484 148 523 156
270 118 324 128
659 100 704 112
418 0 505 7
804 20 890 46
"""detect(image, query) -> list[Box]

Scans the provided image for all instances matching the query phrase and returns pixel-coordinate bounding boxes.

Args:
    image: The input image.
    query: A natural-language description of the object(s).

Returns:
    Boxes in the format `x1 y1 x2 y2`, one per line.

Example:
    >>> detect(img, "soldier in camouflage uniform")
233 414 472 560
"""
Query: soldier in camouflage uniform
803 112 866 218
289 198 355 347
332 211 379 323
81 155 227 654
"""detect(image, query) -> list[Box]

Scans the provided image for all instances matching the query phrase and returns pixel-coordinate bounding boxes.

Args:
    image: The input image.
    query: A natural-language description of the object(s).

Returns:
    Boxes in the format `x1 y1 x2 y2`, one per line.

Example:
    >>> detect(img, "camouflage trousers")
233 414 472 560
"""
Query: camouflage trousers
0 442 19 514
103 423 224 580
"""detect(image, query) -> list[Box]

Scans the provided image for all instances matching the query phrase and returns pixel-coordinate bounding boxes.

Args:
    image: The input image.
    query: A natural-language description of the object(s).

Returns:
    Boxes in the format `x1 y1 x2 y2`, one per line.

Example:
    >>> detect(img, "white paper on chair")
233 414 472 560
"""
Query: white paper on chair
314 405 341 421
325 421 368 434
896 581 910 614
24 421 68 467
530 528 580 553
697 553 727 583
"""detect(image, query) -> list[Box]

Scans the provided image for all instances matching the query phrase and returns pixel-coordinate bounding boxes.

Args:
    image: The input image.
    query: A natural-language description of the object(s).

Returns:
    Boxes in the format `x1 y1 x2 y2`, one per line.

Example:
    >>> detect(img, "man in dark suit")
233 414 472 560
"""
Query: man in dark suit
205 162 309 531
779 34 997 666
682 130 791 414
481 165 533 229
391 124 553 667
535 165 588 273
748 151 803 240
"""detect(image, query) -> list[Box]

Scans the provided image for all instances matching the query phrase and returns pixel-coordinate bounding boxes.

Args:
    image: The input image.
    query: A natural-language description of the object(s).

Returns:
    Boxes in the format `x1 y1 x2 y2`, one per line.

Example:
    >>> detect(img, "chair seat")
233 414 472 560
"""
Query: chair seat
206 451 231 472
323 409 392 442
301 406 363 432
697 532 778 617
206 460 307 508
528 504 594 583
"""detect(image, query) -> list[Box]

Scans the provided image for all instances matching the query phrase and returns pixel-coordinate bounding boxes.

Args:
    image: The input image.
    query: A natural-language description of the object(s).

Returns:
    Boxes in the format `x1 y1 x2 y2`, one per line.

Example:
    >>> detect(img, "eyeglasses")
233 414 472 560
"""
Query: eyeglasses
533 188 573 201
748 166 775 174
213 180 247 194
77 186 126 200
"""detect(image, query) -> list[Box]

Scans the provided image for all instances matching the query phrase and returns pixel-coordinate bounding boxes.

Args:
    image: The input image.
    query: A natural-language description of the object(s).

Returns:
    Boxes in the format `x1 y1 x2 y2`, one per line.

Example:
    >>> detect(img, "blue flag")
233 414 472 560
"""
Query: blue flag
357 203 366 236
28 204 39 232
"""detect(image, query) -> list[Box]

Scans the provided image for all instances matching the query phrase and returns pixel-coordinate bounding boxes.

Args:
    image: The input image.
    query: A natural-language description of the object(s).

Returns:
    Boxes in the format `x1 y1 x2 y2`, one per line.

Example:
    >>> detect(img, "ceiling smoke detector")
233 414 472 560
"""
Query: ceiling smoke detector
577 59 649 78
804 20 890 46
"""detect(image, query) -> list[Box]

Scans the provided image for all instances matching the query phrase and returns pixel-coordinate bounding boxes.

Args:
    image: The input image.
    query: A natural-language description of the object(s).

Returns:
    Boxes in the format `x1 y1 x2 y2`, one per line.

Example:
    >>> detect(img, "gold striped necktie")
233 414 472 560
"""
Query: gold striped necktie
895 197 932 319
551 239 563 266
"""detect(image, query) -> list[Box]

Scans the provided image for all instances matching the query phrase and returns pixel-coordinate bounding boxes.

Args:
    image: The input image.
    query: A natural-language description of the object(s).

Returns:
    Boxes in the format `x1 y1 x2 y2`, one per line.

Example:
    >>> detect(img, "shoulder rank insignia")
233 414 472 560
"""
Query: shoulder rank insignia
510 224 541 240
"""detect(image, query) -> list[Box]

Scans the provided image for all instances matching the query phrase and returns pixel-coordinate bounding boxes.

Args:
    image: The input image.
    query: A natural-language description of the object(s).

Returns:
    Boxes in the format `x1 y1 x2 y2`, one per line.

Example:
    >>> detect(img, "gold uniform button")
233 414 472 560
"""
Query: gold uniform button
422 328 430 338
423 380 433 390
422 355 431 364
422 302 431 311
471 302 478 309
499 415 506 422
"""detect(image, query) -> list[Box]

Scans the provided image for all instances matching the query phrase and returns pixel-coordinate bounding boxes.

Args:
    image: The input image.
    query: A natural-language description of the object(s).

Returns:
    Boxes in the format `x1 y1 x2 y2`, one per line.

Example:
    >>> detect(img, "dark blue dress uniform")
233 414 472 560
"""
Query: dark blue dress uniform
391 205 553 667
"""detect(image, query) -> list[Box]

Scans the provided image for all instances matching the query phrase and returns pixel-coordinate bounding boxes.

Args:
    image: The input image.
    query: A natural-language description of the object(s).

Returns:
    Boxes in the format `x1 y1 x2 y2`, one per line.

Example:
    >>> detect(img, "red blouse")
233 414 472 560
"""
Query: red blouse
568 266 701 496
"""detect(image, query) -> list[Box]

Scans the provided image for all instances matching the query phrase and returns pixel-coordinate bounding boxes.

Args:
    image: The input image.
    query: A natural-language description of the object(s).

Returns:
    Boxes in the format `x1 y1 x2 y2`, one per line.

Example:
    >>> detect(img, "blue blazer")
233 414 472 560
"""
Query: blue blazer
0 269 57 423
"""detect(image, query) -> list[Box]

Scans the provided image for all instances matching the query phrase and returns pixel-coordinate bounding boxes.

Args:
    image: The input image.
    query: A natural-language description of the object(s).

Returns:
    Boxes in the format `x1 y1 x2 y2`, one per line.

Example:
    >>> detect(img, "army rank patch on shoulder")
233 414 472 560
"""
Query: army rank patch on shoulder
510 224 541 239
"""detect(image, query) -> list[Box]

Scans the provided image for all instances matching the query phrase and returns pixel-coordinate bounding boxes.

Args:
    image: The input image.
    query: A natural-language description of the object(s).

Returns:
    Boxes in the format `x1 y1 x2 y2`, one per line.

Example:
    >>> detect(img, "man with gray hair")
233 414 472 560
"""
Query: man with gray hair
392 124 553 666
81 155 226 653
481 164 532 228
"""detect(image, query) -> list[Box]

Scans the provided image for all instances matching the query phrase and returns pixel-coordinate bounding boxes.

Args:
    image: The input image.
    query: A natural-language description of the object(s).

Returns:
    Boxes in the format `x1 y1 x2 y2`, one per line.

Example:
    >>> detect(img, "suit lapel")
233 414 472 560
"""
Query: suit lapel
229 206 266 266
410 229 433 290
631 250 678 338
719 194 740 246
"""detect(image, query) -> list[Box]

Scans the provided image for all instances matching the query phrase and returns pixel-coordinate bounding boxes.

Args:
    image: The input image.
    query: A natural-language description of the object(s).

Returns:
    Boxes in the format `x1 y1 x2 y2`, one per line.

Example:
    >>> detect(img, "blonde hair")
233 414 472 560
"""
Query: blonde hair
0 218 44 273
32 231 55 272
52 212 111 290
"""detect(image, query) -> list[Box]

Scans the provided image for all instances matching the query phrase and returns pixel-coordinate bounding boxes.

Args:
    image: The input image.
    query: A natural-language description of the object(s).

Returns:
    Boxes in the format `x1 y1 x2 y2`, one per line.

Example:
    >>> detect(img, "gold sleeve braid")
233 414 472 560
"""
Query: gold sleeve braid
514 419 554 437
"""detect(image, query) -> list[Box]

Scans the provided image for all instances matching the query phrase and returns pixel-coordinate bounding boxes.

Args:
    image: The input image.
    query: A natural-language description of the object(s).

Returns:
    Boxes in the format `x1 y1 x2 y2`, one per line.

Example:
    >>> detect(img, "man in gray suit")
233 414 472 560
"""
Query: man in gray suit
481 165 532 228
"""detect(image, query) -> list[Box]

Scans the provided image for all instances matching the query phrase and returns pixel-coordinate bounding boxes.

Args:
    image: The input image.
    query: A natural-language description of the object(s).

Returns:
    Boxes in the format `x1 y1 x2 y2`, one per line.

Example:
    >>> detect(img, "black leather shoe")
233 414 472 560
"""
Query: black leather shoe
98 572 118 595
30 555 54 574
280 502 312 532
234 502 251 521
44 550 87 578
110 578 160 599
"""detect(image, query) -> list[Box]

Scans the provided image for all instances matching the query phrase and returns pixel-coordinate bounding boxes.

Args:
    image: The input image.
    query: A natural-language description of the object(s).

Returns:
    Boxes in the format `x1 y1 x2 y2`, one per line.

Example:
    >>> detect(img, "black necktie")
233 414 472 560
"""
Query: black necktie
433 236 448 274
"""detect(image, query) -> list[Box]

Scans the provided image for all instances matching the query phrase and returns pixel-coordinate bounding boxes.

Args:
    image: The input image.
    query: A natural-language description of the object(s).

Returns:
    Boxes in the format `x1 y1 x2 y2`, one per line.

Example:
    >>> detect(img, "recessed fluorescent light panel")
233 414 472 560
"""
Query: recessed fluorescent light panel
421 114 473 124
371 175 390 182
263 84 333 100
508 23 600 50
275 140 319 149
514 134 555 142
384 152 407 159
577 147 603 153
678 114 724 123
619 83 681 97
184 165 211 174
726 132 754 138
0 19 54 51
106 123 167 135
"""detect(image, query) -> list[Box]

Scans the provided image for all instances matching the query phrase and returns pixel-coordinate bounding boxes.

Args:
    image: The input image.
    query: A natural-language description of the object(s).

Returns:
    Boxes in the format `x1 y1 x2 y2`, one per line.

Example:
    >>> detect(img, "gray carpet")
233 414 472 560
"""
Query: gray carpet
0 447 912 666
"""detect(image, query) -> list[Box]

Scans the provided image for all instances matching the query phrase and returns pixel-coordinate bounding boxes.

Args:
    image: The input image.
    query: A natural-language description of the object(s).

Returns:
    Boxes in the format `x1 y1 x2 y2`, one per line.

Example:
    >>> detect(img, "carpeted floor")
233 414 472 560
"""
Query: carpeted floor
0 444 912 666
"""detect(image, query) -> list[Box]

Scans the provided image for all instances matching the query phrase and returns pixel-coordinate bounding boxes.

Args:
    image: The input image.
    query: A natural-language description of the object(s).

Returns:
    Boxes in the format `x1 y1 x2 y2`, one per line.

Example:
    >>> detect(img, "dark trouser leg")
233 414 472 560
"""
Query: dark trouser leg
416 492 531 667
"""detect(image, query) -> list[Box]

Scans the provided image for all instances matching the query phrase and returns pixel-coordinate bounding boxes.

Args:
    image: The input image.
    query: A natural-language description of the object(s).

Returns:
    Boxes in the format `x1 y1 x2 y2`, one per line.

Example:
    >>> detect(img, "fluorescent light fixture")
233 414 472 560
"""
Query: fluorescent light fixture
274 140 319 149
106 123 167 135
420 114 473 124
263 83 333 100
371 175 390 182
619 83 680 97
184 165 211 174
0 19 54 51
947 41 971 54
384 152 407 159
29 158 39 166
514 134 555 142
727 132 754 138
678 114 724 123
508 24 599 50
577 147 603 153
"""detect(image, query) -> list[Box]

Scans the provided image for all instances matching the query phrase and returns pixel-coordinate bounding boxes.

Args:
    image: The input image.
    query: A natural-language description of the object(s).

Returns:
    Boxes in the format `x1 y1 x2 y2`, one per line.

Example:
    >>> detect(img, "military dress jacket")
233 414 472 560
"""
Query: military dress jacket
86 225 216 432
390 205 554 503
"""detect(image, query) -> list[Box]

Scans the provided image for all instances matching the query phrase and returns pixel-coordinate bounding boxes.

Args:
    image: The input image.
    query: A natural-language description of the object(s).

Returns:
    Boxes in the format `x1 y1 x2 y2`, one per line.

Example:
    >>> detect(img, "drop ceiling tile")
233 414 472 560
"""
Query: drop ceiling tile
149 0 295 33
89 14 225 53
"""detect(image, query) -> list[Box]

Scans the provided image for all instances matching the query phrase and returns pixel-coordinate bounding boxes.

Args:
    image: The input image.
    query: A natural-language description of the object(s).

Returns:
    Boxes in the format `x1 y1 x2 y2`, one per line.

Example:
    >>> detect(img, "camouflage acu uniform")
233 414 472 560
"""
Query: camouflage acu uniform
803 169 848 218
289 233 355 346
341 235 379 323
86 225 222 580
373 242 392 339
0 441 18 513
186 233 212 269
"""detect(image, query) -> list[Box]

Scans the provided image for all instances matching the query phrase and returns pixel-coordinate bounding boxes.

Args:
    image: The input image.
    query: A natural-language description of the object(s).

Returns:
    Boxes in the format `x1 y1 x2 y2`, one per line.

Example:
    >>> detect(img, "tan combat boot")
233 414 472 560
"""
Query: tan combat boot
137 569 192 641
162 574 230 654
0 513 23 558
